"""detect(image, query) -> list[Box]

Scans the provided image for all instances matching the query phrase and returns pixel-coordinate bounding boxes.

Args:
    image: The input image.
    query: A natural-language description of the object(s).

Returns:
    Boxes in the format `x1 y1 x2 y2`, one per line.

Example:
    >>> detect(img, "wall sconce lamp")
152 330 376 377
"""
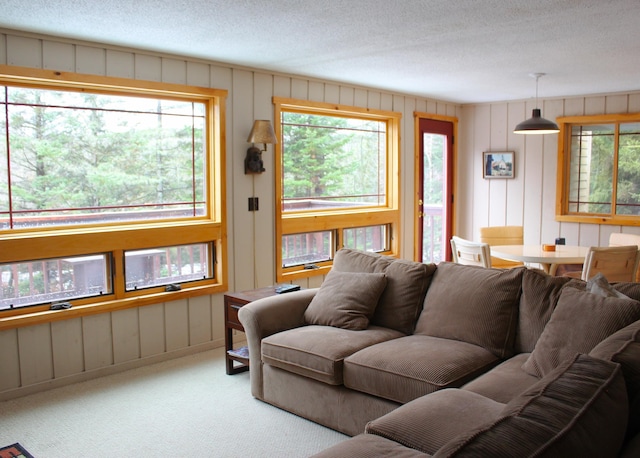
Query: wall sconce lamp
514 73 559 135
245 120 277 174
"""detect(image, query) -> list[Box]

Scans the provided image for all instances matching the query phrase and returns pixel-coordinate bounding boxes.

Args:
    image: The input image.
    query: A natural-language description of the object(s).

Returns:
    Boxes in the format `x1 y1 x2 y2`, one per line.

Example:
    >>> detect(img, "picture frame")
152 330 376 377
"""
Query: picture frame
483 151 515 179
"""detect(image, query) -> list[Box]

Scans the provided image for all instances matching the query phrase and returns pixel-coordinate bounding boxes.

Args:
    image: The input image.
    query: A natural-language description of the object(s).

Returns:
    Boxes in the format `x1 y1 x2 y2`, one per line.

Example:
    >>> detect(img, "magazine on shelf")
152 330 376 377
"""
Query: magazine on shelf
227 346 249 359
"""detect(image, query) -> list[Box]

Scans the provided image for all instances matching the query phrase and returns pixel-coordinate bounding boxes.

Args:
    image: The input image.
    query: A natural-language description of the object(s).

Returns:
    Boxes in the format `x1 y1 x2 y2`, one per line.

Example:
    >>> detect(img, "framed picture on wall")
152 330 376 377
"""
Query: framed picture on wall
483 151 515 179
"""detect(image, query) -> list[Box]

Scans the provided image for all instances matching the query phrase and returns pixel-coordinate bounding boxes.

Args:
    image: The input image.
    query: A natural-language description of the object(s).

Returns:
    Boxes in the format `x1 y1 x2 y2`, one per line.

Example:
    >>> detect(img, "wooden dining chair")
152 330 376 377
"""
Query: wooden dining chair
568 245 640 282
450 236 491 268
609 233 640 281
479 226 524 268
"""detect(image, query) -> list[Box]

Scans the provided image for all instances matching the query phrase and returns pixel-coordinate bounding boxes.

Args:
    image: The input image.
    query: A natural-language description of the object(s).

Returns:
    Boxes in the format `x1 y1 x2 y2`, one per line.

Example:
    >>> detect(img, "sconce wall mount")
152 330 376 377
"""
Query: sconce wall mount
245 120 277 174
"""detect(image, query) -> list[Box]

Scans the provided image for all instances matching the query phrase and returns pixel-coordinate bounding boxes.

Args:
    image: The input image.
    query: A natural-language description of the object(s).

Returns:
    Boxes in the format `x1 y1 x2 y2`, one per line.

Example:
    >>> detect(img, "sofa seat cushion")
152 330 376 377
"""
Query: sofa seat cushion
414 263 524 358
461 353 539 403
333 248 437 334
343 335 499 404
434 354 628 457
311 434 432 458
366 388 504 455
262 325 404 385
522 286 640 378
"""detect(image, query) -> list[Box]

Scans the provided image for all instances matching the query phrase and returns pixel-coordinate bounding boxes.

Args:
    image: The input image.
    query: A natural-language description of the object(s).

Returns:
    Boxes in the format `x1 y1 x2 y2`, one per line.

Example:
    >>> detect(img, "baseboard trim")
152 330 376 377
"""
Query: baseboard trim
0 338 225 401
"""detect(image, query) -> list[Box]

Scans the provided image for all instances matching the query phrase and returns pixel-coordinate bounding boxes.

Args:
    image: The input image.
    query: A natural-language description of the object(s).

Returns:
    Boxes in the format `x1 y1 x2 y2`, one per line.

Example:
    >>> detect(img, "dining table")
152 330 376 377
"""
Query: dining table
490 244 589 275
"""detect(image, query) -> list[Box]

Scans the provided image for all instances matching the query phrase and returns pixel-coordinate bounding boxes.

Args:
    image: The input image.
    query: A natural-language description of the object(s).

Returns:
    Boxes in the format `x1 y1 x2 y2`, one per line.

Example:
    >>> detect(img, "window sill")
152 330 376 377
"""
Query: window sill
0 283 226 331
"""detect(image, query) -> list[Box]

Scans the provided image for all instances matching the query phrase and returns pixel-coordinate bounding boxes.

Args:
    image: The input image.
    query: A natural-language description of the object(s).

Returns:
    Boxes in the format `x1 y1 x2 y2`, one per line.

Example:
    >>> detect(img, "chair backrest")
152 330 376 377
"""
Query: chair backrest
479 226 524 268
450 236 492 268
581 245 640 282
609 233 640 281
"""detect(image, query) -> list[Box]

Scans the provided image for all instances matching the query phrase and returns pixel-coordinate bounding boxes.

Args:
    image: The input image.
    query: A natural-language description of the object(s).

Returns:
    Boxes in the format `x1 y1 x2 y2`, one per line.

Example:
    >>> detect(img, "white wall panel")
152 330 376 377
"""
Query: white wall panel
51 318 84 378
211 295 225 343
186 61 210 87
0 329 21 391
106 49 134 78
75 45 105 75
134 53 161 81
6 35 41 68
43 41 75 71
231 69 255 292
291 78 308 99
139 303 166 358
506 102 525 226
0 34 6 64
18 324 53 386
112 308 141 364
83 314 114 371
354 88 367 107
188 295 212 346
324 83 340 104
164 299 189 352
253 72 277 287
161 57 187 84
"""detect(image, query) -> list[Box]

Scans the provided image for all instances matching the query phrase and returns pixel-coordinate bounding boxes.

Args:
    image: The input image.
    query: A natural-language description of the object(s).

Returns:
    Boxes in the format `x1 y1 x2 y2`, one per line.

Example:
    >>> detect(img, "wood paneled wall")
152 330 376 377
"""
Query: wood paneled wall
0 29 459 399
459 92 640 246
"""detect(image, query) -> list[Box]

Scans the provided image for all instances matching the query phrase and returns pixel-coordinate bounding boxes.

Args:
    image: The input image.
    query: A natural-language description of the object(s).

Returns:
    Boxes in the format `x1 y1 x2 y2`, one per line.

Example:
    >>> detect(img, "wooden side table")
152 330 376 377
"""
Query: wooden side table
224 285 290 375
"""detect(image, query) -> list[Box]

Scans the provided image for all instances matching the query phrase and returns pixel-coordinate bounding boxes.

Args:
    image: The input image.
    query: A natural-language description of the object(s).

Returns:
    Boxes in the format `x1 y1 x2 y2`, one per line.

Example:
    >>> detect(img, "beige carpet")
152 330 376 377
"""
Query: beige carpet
0 347 348 457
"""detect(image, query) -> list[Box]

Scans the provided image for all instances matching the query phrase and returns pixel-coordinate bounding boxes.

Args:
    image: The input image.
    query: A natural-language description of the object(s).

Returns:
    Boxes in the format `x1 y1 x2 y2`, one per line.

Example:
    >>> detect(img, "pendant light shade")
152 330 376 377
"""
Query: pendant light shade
514 108 560 134
514 73 559 135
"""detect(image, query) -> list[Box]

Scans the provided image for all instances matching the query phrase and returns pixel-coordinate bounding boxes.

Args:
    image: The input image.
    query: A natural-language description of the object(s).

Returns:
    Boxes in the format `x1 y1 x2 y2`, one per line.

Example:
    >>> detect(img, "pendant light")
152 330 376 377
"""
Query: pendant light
514 73 559 135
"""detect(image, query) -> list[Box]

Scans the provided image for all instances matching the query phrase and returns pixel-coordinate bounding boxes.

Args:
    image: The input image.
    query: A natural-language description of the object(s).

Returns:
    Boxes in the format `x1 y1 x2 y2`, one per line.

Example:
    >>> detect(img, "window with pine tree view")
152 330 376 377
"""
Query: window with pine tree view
557 114 640 225
274 98 400 280
0 68 226 315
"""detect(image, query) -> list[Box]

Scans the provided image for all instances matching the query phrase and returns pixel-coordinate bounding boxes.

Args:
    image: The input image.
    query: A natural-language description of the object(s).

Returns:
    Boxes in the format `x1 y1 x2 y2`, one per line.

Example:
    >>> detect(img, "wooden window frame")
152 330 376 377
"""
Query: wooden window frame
556 112 640 227
274 97 401 281
0 65 228 330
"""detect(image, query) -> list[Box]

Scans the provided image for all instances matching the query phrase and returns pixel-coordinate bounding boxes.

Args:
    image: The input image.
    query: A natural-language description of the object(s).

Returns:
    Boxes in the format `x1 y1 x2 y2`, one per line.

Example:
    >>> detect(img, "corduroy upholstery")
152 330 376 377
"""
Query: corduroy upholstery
414 262 524 358
434 355 628 457
343 335 499 403
262 325 403 385
240 248 640 454
521 286 640 377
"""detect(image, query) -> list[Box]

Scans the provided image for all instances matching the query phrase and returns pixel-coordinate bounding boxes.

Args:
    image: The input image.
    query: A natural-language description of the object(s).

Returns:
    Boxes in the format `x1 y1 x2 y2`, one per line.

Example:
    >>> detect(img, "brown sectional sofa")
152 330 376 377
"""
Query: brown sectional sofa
238 248 640 456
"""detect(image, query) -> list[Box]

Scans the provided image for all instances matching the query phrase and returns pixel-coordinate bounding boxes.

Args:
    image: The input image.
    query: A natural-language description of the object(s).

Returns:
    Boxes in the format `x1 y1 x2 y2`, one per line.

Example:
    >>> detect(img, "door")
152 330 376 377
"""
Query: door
416 117 455 263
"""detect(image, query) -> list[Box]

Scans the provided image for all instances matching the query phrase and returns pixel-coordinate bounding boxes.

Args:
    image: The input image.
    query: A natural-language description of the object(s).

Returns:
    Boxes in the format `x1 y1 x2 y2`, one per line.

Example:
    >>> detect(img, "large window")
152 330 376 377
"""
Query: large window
0 66 227 325
556 113 640 225
274 97 400 280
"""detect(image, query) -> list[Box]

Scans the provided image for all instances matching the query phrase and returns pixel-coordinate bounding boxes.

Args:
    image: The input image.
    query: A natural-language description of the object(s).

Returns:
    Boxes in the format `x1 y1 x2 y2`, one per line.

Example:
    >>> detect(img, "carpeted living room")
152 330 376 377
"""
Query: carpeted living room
2 1 640 457
0 347 347 456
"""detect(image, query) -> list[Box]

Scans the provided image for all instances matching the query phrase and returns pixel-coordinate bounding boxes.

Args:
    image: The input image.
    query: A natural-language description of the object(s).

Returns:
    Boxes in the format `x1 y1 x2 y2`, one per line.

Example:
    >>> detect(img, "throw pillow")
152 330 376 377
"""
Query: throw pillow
332 248 437 335
434 354 628 458
304 270 387 330
414 262 524 358
522 286 640 377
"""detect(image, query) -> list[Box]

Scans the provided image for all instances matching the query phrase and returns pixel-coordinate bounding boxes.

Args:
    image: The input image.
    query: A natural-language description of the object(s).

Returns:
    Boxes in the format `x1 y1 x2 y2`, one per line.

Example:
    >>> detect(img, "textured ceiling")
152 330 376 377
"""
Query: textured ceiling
1 0 639 103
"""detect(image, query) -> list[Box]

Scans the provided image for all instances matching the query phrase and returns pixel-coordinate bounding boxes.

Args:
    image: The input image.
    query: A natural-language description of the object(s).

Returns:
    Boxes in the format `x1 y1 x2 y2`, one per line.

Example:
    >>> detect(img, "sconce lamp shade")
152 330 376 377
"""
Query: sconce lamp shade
514 108 559 134
247 120 277 145
245 120 277 174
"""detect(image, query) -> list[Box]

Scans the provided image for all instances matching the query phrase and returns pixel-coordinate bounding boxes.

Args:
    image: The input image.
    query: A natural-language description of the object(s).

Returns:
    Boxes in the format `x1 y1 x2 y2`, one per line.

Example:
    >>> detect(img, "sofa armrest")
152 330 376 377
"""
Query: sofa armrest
238 287 318 398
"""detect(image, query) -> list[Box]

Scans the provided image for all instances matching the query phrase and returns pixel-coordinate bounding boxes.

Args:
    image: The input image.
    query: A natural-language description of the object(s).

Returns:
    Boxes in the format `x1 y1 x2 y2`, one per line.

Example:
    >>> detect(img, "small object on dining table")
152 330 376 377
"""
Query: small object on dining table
542 244 556 252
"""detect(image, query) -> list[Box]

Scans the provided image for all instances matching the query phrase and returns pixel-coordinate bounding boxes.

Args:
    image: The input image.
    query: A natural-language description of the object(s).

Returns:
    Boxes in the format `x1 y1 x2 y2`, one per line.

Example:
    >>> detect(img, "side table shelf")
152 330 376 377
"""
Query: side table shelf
224 284 297 375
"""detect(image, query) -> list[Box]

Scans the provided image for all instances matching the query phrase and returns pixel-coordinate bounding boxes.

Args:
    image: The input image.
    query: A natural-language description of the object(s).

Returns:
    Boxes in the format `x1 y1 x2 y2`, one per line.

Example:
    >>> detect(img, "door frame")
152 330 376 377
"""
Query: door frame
413 112 458 262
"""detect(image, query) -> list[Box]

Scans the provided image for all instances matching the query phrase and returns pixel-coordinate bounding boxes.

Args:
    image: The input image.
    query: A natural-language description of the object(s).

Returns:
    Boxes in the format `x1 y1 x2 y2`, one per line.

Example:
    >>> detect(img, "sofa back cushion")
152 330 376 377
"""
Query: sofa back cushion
434 354 628 458
332 249 436 334
414 263 524 358
522 286 640 378
516 268 571 353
